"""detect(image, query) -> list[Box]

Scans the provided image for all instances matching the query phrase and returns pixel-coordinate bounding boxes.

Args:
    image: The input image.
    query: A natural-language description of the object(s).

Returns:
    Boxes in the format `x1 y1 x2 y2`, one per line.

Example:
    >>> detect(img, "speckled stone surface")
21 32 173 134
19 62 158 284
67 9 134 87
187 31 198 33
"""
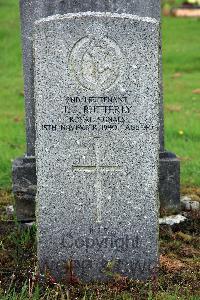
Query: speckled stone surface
15 0 181 222
19 0 161 156
35 12 160 281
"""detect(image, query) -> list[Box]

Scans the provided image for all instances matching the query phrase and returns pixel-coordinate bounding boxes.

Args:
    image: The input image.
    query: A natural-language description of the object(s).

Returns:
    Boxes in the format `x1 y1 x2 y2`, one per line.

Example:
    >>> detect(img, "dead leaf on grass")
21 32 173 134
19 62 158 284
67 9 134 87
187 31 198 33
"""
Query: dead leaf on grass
181 187 200 197
192 88 200 94
177 156 192 162
165 104 182 112
160 254 185 272
13 116 21 123
190 194 200 202
192 109 200 114
0 191 13 206
172 72 182 79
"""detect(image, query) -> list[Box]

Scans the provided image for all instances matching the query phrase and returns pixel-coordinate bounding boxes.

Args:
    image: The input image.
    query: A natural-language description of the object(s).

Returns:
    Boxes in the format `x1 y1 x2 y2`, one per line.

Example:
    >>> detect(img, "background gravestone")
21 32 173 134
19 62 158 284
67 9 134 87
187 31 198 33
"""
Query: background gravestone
34 12 160 281
12 0 180 221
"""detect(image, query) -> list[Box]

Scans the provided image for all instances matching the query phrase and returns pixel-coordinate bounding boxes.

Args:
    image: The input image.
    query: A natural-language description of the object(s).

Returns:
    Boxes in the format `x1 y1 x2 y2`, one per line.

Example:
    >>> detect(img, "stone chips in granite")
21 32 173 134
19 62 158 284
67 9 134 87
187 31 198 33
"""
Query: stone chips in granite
34 12 160 281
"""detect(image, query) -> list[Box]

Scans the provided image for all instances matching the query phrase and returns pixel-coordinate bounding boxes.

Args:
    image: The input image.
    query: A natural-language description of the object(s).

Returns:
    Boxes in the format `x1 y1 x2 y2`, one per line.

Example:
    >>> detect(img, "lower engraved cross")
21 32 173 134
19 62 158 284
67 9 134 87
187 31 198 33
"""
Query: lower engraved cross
72 138 122 222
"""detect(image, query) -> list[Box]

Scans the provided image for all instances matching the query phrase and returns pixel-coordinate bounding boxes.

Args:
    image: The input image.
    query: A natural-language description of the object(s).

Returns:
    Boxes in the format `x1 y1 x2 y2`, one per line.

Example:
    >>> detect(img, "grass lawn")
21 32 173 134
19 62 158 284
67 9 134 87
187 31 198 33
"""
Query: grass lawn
0 0 25 189
0 1 200 190
162 17 200 187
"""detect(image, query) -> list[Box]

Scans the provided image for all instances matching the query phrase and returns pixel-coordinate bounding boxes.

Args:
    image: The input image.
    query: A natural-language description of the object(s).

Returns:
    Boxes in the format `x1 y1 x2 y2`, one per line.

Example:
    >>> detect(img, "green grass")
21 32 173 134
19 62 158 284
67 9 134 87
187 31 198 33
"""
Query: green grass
0 0 200 188
0 0 25 188
162 17 200 186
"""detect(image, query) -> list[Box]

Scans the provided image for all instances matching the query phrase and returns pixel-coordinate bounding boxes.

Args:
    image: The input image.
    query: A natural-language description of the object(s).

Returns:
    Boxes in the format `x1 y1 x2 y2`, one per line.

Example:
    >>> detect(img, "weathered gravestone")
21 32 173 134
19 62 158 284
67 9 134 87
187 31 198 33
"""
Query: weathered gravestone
13 0 180 221
34 12 160 281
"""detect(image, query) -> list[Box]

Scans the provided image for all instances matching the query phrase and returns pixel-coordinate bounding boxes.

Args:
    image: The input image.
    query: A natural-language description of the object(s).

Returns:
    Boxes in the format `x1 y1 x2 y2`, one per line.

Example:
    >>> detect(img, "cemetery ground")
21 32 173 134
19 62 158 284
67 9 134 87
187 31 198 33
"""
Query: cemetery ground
0 190 199 299
0 1 200 299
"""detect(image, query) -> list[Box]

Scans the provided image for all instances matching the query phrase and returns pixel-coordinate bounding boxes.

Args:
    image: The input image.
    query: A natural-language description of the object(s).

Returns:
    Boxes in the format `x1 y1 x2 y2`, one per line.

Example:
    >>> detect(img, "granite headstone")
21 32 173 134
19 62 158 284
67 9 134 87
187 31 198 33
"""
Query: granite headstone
12 0 180 221
34 12 160 281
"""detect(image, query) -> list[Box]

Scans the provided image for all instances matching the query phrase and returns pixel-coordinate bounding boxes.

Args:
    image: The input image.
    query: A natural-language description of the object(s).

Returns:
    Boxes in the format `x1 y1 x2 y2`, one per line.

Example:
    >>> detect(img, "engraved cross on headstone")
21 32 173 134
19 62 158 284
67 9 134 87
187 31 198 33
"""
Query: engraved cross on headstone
72 138 122 222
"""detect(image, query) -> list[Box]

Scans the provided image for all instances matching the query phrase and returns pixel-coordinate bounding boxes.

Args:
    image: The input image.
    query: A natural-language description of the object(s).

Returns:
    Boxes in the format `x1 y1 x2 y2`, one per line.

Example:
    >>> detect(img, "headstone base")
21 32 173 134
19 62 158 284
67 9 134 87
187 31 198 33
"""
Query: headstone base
12 153 180 220
12 156 36 221
159 152 180 212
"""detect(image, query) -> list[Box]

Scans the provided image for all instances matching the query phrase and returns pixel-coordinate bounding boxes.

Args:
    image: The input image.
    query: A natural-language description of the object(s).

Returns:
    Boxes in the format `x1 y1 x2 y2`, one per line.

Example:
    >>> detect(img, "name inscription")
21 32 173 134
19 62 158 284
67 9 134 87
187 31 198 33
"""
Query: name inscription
41 95 158 133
